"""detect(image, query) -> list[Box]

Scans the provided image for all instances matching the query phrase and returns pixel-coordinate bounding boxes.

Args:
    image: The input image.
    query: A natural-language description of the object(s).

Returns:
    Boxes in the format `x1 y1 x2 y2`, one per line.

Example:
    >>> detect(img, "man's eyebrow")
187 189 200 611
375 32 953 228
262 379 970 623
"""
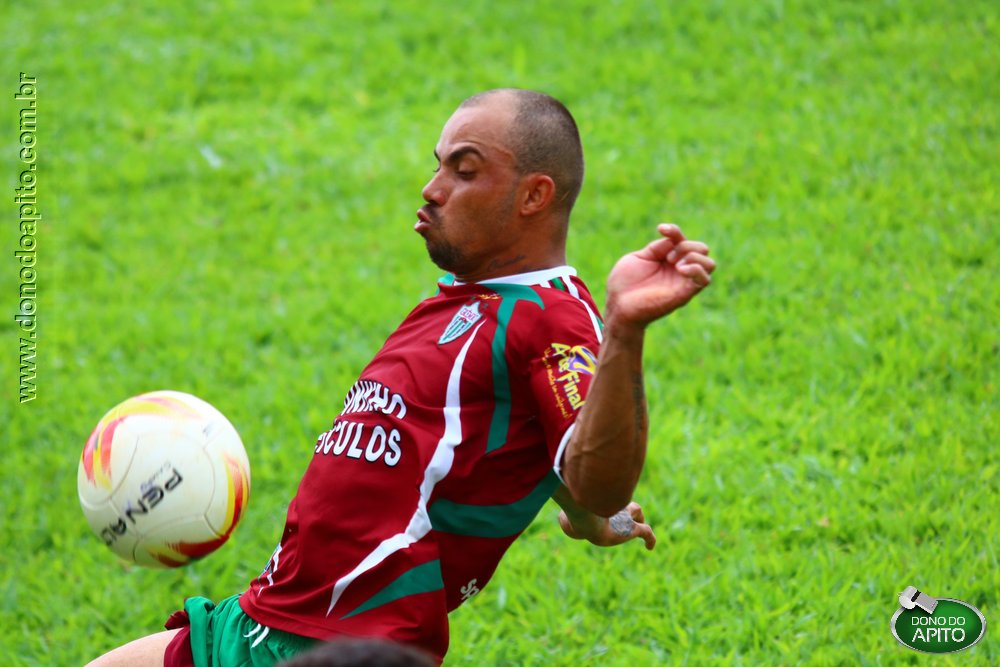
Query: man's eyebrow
434 146 485 164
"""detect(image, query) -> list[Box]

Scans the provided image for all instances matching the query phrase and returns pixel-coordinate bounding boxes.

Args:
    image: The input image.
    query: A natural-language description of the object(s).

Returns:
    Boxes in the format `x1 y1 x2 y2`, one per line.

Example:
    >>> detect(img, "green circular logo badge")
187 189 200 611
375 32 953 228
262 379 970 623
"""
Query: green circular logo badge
891 597 986 654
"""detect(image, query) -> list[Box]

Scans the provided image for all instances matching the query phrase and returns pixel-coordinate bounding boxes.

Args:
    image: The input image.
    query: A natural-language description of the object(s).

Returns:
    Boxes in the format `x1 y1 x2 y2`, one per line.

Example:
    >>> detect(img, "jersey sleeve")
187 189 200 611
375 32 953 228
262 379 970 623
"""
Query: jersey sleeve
512 295 603 479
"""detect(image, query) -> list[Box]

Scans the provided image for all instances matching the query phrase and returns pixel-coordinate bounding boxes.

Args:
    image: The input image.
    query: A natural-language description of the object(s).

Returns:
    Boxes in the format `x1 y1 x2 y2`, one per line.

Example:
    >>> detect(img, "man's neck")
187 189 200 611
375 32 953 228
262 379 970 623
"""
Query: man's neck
452 264 576 286
454 247 568 284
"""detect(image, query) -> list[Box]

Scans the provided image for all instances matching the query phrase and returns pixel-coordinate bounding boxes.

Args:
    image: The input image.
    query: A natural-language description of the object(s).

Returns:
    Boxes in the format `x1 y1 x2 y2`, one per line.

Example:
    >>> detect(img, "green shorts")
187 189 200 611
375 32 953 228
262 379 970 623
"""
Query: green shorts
165 595 317 667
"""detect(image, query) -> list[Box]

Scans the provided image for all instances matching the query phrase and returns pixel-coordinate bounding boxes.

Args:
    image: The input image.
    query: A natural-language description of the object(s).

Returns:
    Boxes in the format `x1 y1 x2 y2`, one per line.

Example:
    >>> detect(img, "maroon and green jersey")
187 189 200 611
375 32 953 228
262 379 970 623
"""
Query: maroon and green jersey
240 266 603 661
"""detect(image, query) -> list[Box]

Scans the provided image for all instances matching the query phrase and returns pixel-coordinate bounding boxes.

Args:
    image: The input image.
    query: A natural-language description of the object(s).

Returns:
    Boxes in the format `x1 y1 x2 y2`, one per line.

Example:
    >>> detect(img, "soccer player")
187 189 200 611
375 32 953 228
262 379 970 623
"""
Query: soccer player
87 88 715 666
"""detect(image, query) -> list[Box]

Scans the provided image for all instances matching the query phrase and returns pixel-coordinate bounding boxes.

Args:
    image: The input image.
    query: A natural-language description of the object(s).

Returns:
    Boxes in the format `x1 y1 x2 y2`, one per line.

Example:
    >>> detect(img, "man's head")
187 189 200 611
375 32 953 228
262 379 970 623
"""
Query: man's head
416 89 584 282
460 89 585 215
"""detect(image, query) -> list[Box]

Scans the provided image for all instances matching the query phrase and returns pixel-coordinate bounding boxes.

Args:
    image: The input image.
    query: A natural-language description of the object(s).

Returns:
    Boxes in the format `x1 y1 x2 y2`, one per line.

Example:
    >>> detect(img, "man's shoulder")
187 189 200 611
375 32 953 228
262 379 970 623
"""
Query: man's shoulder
499 277 603 354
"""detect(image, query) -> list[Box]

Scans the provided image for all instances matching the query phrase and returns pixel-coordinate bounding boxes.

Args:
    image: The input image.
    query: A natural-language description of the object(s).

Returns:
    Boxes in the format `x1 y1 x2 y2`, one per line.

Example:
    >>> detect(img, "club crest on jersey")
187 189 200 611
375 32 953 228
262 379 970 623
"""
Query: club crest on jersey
439 300 484 345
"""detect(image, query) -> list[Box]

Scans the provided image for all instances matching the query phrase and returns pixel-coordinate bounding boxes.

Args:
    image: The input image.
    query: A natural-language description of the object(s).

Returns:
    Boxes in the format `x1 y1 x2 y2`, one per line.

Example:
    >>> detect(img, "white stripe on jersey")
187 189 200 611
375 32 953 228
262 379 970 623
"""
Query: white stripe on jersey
326 320 486 616
475 265 577 286
252 626 270 648
243 623 272 649
552 422 576 483
563 275 604 343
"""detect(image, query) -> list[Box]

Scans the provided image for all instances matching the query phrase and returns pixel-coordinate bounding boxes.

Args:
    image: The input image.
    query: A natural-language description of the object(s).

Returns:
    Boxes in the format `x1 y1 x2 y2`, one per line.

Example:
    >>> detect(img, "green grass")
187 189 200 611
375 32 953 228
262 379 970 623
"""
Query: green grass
3 0 997 664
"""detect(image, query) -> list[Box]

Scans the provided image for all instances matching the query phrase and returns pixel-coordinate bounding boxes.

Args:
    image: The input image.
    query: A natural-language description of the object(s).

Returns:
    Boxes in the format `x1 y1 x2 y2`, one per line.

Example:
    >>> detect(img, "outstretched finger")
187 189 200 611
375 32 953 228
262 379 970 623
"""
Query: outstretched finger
657 223 687 245
634 522 656 550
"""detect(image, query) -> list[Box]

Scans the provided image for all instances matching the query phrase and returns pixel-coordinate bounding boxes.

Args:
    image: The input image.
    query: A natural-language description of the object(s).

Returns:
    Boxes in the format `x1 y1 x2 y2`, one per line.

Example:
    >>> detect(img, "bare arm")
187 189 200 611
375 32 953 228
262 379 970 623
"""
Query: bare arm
561 224 715 517
561 320 647 517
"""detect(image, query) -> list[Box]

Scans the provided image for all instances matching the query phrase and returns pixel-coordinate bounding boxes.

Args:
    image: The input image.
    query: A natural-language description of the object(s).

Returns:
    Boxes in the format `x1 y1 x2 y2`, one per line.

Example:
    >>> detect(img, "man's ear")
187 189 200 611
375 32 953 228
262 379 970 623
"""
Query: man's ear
519 174 556 216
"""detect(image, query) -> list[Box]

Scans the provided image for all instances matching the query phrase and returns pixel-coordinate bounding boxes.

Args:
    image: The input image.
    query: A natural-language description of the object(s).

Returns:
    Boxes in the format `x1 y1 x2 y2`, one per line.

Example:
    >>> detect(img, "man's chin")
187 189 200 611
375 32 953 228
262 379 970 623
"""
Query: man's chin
425 240 463 274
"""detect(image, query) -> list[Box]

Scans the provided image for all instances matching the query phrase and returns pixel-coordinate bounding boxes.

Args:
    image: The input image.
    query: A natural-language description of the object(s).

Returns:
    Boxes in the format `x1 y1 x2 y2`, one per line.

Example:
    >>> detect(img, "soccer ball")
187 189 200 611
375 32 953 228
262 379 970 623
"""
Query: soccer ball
78 390 251 568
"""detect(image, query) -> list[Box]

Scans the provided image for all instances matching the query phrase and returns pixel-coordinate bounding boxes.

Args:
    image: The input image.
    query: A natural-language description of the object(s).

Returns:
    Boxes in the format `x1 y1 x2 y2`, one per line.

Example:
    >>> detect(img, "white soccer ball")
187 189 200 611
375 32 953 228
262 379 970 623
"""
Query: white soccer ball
78 390 251 568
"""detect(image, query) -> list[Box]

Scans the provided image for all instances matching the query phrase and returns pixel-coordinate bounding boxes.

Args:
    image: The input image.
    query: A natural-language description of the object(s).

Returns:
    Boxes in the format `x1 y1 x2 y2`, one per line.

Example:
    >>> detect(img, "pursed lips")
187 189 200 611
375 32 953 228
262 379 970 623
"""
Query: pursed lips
415 207 437 234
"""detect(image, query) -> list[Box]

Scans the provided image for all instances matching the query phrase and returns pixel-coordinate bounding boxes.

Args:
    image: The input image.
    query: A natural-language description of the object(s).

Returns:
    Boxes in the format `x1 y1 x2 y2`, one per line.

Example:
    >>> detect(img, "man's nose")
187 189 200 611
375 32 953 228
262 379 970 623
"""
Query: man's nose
421 172 447 206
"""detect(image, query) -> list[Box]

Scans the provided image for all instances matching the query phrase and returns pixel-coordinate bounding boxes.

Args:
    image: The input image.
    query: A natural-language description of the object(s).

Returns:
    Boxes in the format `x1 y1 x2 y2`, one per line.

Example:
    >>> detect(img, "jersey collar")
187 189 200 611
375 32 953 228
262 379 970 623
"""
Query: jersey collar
451 265 577 287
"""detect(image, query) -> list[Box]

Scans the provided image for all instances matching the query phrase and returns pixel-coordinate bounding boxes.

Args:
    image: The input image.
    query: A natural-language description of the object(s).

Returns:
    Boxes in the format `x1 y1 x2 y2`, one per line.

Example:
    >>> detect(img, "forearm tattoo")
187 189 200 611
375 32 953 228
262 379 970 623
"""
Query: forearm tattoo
609 509 635 537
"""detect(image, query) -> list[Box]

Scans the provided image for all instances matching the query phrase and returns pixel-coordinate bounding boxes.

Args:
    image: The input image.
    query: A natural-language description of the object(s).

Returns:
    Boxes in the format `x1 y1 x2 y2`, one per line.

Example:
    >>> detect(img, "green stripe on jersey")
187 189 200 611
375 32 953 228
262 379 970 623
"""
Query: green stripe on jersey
339 560 444 620
429 471 561 538
484 284 544 453
551 276 568 292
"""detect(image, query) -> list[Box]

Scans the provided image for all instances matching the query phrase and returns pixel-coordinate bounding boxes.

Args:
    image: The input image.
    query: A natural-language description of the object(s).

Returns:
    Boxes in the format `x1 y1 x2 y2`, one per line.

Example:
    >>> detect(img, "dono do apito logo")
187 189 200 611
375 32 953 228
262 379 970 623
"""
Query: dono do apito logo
891 586 986 654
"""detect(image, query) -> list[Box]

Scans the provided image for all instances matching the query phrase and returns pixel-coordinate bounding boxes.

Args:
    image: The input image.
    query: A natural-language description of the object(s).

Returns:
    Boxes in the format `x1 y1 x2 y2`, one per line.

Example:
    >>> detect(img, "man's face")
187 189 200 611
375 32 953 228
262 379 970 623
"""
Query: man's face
416 100 522 278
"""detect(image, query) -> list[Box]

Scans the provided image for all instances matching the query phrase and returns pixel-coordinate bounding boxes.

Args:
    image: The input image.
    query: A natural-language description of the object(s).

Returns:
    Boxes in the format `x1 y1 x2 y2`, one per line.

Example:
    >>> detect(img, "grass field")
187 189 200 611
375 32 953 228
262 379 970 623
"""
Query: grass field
3 1 997 664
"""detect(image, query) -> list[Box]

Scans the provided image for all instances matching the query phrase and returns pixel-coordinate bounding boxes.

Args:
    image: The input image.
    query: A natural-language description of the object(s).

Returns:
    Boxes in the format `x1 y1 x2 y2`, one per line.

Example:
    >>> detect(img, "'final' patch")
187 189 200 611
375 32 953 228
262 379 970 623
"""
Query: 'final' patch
544 343 597 416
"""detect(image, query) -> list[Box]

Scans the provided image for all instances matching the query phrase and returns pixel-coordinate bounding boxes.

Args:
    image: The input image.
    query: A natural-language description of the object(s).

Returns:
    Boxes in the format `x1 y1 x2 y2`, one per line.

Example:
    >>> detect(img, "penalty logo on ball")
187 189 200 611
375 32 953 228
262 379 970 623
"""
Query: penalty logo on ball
78 390 251 568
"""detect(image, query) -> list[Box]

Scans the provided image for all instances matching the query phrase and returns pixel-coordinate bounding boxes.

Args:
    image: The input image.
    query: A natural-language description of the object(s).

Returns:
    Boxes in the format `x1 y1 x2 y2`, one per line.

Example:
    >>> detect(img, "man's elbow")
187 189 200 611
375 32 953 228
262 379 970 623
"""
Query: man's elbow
561 440 645 517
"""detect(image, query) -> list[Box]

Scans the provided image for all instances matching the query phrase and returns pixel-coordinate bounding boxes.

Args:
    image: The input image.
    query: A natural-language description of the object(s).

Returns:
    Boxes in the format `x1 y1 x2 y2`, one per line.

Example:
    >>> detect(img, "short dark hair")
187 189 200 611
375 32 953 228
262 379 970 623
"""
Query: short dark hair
278 638 437 667
461 88 585 216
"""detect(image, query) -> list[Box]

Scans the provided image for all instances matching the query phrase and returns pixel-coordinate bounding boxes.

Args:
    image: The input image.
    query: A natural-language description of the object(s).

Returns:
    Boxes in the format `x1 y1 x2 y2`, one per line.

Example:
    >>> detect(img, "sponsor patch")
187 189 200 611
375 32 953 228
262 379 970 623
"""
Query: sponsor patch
544 342 597 415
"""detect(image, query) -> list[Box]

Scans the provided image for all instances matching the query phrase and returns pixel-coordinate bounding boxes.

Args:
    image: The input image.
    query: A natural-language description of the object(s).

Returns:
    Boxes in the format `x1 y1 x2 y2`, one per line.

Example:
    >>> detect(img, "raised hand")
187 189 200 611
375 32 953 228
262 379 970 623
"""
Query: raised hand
605 223 715 329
